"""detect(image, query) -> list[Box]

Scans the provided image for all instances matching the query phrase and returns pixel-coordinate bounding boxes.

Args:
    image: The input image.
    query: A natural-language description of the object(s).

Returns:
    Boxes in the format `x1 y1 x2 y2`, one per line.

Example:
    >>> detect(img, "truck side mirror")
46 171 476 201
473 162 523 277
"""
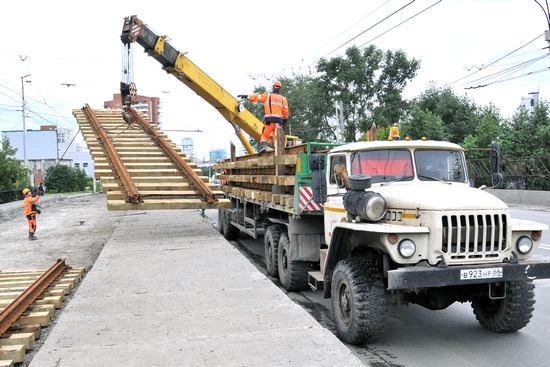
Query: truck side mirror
490 142 500 174
309 154 326 170
312 170 327 204
490 142 503 188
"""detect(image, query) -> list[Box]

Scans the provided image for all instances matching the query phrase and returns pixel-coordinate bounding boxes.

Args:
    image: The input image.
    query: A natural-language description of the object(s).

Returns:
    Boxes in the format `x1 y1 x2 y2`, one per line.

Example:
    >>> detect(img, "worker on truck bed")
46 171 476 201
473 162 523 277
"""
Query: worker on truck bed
22 188 40 240
238 80 289 156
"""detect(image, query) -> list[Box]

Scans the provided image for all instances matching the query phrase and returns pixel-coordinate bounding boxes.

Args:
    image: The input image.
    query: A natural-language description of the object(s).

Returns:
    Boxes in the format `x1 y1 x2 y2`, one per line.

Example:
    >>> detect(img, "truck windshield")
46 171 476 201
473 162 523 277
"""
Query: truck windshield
350 149 414 183
415 149 467 182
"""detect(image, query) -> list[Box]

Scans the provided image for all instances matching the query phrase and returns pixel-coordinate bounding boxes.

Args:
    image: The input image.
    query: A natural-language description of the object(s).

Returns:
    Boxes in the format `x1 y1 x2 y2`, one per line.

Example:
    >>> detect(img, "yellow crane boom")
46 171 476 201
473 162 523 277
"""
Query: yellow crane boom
121 15 263 154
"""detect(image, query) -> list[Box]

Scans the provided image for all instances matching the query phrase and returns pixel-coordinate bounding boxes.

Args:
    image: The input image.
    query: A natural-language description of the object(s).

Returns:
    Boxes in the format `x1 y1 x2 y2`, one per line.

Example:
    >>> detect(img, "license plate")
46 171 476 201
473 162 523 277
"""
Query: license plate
460 267 503 280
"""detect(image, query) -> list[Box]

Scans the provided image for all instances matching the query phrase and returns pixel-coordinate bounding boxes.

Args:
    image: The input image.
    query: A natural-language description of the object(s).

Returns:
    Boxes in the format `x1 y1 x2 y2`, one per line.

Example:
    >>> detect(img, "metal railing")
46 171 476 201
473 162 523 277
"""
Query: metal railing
467 156 550 191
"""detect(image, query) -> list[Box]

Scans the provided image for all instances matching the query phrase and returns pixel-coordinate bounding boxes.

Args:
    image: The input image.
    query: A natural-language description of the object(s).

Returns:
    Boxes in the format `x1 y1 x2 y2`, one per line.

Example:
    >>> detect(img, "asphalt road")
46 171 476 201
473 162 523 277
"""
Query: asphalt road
207 207 550 367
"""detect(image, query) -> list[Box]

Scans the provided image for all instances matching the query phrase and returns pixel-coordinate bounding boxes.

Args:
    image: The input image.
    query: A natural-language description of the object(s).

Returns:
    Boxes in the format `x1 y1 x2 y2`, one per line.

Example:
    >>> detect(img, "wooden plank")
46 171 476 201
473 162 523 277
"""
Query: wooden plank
33 296 63 309
27 304 55 318
0 305 54 318
16 311 51 327
65 268 85 281
106 198 231 211
8 324 41 340
0 333 35 350
0 345 24 363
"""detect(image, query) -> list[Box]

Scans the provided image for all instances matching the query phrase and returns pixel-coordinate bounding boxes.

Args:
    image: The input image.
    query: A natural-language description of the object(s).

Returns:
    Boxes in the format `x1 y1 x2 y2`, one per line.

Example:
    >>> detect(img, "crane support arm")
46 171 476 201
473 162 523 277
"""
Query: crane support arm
121 15 262 154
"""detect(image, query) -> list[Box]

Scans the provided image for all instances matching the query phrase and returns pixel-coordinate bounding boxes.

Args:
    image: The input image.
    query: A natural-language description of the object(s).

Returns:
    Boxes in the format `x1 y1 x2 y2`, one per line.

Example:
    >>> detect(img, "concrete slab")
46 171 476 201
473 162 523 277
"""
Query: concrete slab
29 208 364 366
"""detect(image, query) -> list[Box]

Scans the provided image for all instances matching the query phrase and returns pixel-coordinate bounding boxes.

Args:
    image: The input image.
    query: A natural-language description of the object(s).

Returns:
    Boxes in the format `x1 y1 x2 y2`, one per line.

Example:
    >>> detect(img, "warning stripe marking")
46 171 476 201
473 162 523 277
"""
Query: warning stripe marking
299 187 323 211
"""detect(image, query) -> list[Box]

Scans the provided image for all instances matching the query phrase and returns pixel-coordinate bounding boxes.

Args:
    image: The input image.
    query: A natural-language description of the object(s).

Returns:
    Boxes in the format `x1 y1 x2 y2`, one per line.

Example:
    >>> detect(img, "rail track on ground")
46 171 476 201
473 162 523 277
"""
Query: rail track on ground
0 259 85 366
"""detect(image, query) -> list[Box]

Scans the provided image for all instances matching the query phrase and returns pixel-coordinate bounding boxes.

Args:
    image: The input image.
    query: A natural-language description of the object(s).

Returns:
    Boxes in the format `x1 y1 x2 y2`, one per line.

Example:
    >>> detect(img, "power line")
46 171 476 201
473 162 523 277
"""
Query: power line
320 0 416 61
315 1 391 52
358 0 443 48
449 33 544 86
466 66 550 89
533 0 550 28
297 1 417 74
461 54 548 89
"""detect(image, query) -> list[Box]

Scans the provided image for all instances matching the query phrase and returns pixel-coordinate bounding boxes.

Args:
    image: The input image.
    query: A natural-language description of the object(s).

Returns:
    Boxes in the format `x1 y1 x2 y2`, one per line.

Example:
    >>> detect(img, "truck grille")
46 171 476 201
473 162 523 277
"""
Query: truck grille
440 212 508 260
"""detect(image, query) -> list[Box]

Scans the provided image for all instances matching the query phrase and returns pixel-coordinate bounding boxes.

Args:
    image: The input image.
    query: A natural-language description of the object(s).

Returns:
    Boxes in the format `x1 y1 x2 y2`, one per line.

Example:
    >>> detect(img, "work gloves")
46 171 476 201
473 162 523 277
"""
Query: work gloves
237 94 248 99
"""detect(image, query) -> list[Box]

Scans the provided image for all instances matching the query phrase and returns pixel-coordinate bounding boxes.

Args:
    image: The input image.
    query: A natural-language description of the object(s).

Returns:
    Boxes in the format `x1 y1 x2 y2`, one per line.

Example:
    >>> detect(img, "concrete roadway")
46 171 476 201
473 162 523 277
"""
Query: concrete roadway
10 194 363 367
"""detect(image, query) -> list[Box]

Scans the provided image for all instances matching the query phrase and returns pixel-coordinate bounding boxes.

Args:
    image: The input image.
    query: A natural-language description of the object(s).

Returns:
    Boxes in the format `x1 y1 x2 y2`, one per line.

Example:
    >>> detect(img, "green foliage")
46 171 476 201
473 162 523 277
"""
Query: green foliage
239 45 549 178
0 138 29 190
414 84 477 144
462 103 503 159
282 74 337 143
499 101 550 158
500 106 536 158
400 103 446 141
315 45 419 142
44 164 89 193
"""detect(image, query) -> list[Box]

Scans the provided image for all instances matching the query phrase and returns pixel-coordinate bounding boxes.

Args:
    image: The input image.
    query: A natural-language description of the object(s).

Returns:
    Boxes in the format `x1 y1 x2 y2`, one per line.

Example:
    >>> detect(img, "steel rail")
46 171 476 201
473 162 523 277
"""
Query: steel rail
82 103 142 204
125 106 217 203
0 258 67 335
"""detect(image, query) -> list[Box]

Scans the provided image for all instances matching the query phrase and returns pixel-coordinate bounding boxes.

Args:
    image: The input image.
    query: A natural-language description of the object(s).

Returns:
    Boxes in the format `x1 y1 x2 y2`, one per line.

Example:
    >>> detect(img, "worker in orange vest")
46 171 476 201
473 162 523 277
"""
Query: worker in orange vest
238 80 289 156
22 188 40 240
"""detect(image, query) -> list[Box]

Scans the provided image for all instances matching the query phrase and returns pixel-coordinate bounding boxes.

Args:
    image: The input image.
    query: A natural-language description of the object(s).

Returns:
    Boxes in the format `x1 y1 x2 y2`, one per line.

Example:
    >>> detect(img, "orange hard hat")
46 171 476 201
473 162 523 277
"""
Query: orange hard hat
22 188 30 195
273 81 282 90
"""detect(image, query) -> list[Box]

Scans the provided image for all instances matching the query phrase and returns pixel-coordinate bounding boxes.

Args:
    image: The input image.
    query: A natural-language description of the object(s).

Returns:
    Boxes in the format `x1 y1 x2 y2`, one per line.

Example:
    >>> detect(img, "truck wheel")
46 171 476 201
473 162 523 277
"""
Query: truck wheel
217 209 225 235
223 209 240 240
331 258 386 345
264 225 283 277
277 232 309 291
471 280 535 332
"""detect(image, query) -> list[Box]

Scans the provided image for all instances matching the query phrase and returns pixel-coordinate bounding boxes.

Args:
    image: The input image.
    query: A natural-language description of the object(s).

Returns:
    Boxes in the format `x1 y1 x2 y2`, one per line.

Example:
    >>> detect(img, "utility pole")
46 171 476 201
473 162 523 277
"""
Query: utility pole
21 74 31 171
339 100 345 143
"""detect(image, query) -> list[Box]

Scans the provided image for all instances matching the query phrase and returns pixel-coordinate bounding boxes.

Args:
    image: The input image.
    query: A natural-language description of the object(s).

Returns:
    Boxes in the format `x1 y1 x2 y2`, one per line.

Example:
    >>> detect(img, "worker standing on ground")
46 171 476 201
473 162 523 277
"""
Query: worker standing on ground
37 182 45 196
22 188 40 240
238 80 289 156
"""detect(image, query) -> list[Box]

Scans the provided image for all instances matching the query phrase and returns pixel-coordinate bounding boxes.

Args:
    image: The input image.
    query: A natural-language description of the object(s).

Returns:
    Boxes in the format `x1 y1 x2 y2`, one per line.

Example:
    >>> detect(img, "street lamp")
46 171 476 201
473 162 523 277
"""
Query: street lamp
21 74 31 170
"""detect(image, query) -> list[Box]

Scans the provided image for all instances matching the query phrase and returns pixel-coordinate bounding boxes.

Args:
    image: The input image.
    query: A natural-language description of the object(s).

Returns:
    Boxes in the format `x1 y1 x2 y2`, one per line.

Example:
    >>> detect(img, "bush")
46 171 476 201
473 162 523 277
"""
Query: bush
44 165 90 193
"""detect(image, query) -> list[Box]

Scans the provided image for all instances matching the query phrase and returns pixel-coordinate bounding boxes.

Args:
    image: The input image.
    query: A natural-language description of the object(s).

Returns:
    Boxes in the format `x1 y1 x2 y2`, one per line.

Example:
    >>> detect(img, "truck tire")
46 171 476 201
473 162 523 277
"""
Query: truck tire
217 209 225 235
264 225 283 277
471 280 535 332
331 257 386 345
222 209 240 241
277 232 309 291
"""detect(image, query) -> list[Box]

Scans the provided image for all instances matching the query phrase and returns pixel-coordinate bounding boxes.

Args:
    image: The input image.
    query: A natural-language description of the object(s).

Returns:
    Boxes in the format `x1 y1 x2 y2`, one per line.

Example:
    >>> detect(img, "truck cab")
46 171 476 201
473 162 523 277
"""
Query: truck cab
315 138 548 344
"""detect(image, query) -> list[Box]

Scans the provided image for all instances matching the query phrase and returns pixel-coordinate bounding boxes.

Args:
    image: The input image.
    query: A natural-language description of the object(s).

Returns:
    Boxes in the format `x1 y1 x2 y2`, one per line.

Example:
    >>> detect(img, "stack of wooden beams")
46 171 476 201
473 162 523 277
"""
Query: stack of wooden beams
214 155 297 211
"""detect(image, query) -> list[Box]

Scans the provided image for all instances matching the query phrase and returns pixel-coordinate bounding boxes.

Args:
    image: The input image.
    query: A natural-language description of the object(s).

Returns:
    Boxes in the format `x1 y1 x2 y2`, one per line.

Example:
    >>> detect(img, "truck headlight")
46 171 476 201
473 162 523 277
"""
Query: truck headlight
344 191 386 222
516 236 533 254
398 239 416 258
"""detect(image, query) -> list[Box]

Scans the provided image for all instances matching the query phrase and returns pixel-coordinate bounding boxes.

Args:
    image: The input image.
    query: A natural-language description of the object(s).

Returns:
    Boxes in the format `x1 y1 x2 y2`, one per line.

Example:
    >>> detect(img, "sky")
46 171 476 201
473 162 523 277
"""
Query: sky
0 0 549 161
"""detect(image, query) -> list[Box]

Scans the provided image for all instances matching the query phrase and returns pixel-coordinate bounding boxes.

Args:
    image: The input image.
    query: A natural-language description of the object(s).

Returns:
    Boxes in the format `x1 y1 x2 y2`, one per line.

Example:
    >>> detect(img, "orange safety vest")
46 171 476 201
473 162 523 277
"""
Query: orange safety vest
248 92 289 123
23 195 39 216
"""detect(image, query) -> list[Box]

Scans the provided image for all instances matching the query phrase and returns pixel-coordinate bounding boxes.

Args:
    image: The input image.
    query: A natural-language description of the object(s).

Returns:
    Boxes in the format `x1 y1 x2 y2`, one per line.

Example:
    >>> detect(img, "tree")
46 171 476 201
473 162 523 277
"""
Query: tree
371 49 420 127
415 84 478 144
400 103 446 141
316 45 420 142
531 100 550 156
500 106 534 158
44 165 90 193
0 138 29 190
243 45 419 144
462 103 503 159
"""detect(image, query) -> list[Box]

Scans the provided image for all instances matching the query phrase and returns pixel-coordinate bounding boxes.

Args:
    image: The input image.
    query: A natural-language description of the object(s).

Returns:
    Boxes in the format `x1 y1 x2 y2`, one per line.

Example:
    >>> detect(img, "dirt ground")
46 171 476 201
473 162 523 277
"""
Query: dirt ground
1 193 220 366
0 193 130 366
0 193 121 272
